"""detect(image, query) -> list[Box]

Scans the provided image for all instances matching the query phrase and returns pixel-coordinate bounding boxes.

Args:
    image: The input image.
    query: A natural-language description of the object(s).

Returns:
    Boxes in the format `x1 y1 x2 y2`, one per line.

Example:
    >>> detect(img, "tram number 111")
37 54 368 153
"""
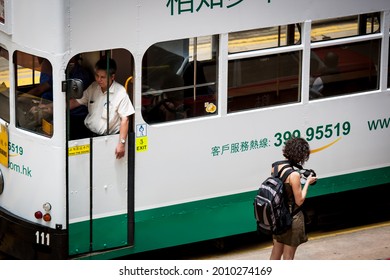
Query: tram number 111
35 231 50 246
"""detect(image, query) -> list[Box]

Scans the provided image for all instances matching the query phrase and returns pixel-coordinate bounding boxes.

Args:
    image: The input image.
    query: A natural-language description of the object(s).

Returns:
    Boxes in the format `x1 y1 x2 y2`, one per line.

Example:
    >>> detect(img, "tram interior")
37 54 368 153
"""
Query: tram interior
141 43 217 124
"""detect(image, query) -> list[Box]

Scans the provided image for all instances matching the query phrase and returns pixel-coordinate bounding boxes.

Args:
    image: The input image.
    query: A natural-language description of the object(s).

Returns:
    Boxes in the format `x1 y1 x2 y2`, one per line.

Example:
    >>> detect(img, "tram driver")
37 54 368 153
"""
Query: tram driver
69 57 135 159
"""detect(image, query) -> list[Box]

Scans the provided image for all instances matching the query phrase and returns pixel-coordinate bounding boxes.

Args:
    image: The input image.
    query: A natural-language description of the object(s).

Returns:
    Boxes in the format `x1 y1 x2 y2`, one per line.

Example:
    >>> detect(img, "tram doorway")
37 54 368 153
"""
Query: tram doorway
66 50 135 256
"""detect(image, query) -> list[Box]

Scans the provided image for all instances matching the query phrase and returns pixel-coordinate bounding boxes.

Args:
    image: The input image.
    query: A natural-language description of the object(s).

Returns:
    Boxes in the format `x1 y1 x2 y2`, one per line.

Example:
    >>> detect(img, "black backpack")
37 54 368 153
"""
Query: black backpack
254 160 297 235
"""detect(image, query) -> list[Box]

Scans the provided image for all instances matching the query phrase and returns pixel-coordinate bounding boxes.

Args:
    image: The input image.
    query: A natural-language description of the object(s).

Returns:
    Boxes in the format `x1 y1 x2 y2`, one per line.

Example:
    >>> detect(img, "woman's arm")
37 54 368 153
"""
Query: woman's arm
290 172 316 206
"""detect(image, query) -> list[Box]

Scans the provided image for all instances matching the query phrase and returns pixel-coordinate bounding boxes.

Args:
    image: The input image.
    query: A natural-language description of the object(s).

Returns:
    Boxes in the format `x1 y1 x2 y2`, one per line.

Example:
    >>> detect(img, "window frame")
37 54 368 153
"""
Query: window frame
14 51 54 137
141 35 219 124
309 16 383 101
226 24 303 113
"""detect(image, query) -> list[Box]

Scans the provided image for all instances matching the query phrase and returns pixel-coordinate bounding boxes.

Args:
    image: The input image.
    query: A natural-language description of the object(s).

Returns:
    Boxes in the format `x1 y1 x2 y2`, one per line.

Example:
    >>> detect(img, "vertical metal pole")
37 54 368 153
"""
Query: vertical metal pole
89 137 93 252
193 38 197 101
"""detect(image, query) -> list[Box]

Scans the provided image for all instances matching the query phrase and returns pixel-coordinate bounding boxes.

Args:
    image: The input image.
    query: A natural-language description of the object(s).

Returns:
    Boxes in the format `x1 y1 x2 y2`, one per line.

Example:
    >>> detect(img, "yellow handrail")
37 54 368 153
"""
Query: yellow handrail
125 76 133 94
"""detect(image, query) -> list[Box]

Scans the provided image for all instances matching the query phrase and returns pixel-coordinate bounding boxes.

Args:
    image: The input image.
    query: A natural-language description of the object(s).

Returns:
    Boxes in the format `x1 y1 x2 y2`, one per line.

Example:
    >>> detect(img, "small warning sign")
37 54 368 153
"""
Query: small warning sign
0 124 8 167
136 137 148 152
68 144 90 156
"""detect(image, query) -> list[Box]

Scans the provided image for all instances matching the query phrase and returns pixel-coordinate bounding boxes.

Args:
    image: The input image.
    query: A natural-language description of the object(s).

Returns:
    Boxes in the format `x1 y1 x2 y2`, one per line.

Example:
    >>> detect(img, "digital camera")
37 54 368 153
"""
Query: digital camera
299 169 317 185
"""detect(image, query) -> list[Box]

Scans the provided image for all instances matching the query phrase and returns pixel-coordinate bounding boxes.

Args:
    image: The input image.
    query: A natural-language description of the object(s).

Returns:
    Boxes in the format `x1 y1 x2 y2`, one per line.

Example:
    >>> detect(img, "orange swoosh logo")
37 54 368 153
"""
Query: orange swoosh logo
310 137 342 154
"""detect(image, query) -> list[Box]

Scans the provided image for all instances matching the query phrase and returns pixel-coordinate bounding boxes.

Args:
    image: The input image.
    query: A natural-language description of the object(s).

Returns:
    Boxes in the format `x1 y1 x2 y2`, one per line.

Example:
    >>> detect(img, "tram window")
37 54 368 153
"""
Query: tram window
228 51 301 112
142 36 218 124
309 40 380 100
0 47 9 123
311 13 380 42
228 24 301 53
14 51 53 137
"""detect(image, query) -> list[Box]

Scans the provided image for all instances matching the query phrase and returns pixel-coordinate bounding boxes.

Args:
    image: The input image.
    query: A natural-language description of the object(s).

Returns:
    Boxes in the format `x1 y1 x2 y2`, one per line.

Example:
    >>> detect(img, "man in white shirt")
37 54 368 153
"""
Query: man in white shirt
70 57 135 159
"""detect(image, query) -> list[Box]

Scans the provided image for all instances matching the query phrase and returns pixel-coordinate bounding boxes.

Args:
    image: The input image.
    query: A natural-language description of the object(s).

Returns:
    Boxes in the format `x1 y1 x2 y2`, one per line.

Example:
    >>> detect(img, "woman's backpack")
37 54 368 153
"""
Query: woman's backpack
254 161 295 235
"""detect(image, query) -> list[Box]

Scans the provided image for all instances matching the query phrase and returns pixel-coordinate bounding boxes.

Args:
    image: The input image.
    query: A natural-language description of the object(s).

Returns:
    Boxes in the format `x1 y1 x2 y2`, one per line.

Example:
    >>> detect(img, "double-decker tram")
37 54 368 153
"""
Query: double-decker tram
0 0 389 259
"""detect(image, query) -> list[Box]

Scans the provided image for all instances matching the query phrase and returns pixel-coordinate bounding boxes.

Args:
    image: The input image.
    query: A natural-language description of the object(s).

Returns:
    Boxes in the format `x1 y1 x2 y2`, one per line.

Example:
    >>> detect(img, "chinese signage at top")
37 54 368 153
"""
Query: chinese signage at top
166 0 271 16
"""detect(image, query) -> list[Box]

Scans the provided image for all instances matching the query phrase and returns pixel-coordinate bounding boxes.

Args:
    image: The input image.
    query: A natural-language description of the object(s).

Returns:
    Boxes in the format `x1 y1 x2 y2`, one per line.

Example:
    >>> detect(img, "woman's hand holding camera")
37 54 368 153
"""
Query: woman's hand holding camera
300 169 317 185
307 174 317 185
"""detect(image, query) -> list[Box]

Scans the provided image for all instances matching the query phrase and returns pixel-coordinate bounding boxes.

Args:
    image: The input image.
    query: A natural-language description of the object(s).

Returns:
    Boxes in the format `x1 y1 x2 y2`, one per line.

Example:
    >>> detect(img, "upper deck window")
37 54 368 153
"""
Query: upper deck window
309 13 381 100
228 24 301 53
227 24 302 113
14 51 54 137
0 47 9 123
311 13 380 42
142 36 218 124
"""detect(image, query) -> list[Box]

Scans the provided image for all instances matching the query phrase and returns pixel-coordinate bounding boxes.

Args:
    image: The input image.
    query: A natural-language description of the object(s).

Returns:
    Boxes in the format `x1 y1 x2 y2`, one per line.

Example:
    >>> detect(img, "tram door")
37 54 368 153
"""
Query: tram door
66 51 134 256
68 136 131 255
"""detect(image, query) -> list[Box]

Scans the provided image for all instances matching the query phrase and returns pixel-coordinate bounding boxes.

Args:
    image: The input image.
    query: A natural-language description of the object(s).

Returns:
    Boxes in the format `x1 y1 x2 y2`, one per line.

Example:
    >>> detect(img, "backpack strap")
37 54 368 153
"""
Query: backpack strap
280 168 294 183
272 160 292 179
272 160 290 169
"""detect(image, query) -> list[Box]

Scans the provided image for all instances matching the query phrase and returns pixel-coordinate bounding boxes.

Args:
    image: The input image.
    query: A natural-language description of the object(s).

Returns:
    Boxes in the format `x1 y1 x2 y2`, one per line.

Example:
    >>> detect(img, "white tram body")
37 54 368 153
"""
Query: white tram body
0 0 389 259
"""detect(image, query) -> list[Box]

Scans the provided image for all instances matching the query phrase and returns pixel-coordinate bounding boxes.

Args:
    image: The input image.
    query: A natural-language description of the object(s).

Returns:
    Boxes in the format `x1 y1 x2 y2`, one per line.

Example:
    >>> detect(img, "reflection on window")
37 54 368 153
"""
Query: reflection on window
0 47 9 122
228 24 301 53
311 13 380 42
228 51 301 112
309 40 380 100
142 36 218 124
14 51 53 137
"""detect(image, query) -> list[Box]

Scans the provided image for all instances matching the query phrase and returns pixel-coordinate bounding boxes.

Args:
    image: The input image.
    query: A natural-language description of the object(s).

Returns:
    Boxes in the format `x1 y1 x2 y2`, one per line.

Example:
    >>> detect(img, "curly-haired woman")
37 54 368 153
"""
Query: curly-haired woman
270 137 317 260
